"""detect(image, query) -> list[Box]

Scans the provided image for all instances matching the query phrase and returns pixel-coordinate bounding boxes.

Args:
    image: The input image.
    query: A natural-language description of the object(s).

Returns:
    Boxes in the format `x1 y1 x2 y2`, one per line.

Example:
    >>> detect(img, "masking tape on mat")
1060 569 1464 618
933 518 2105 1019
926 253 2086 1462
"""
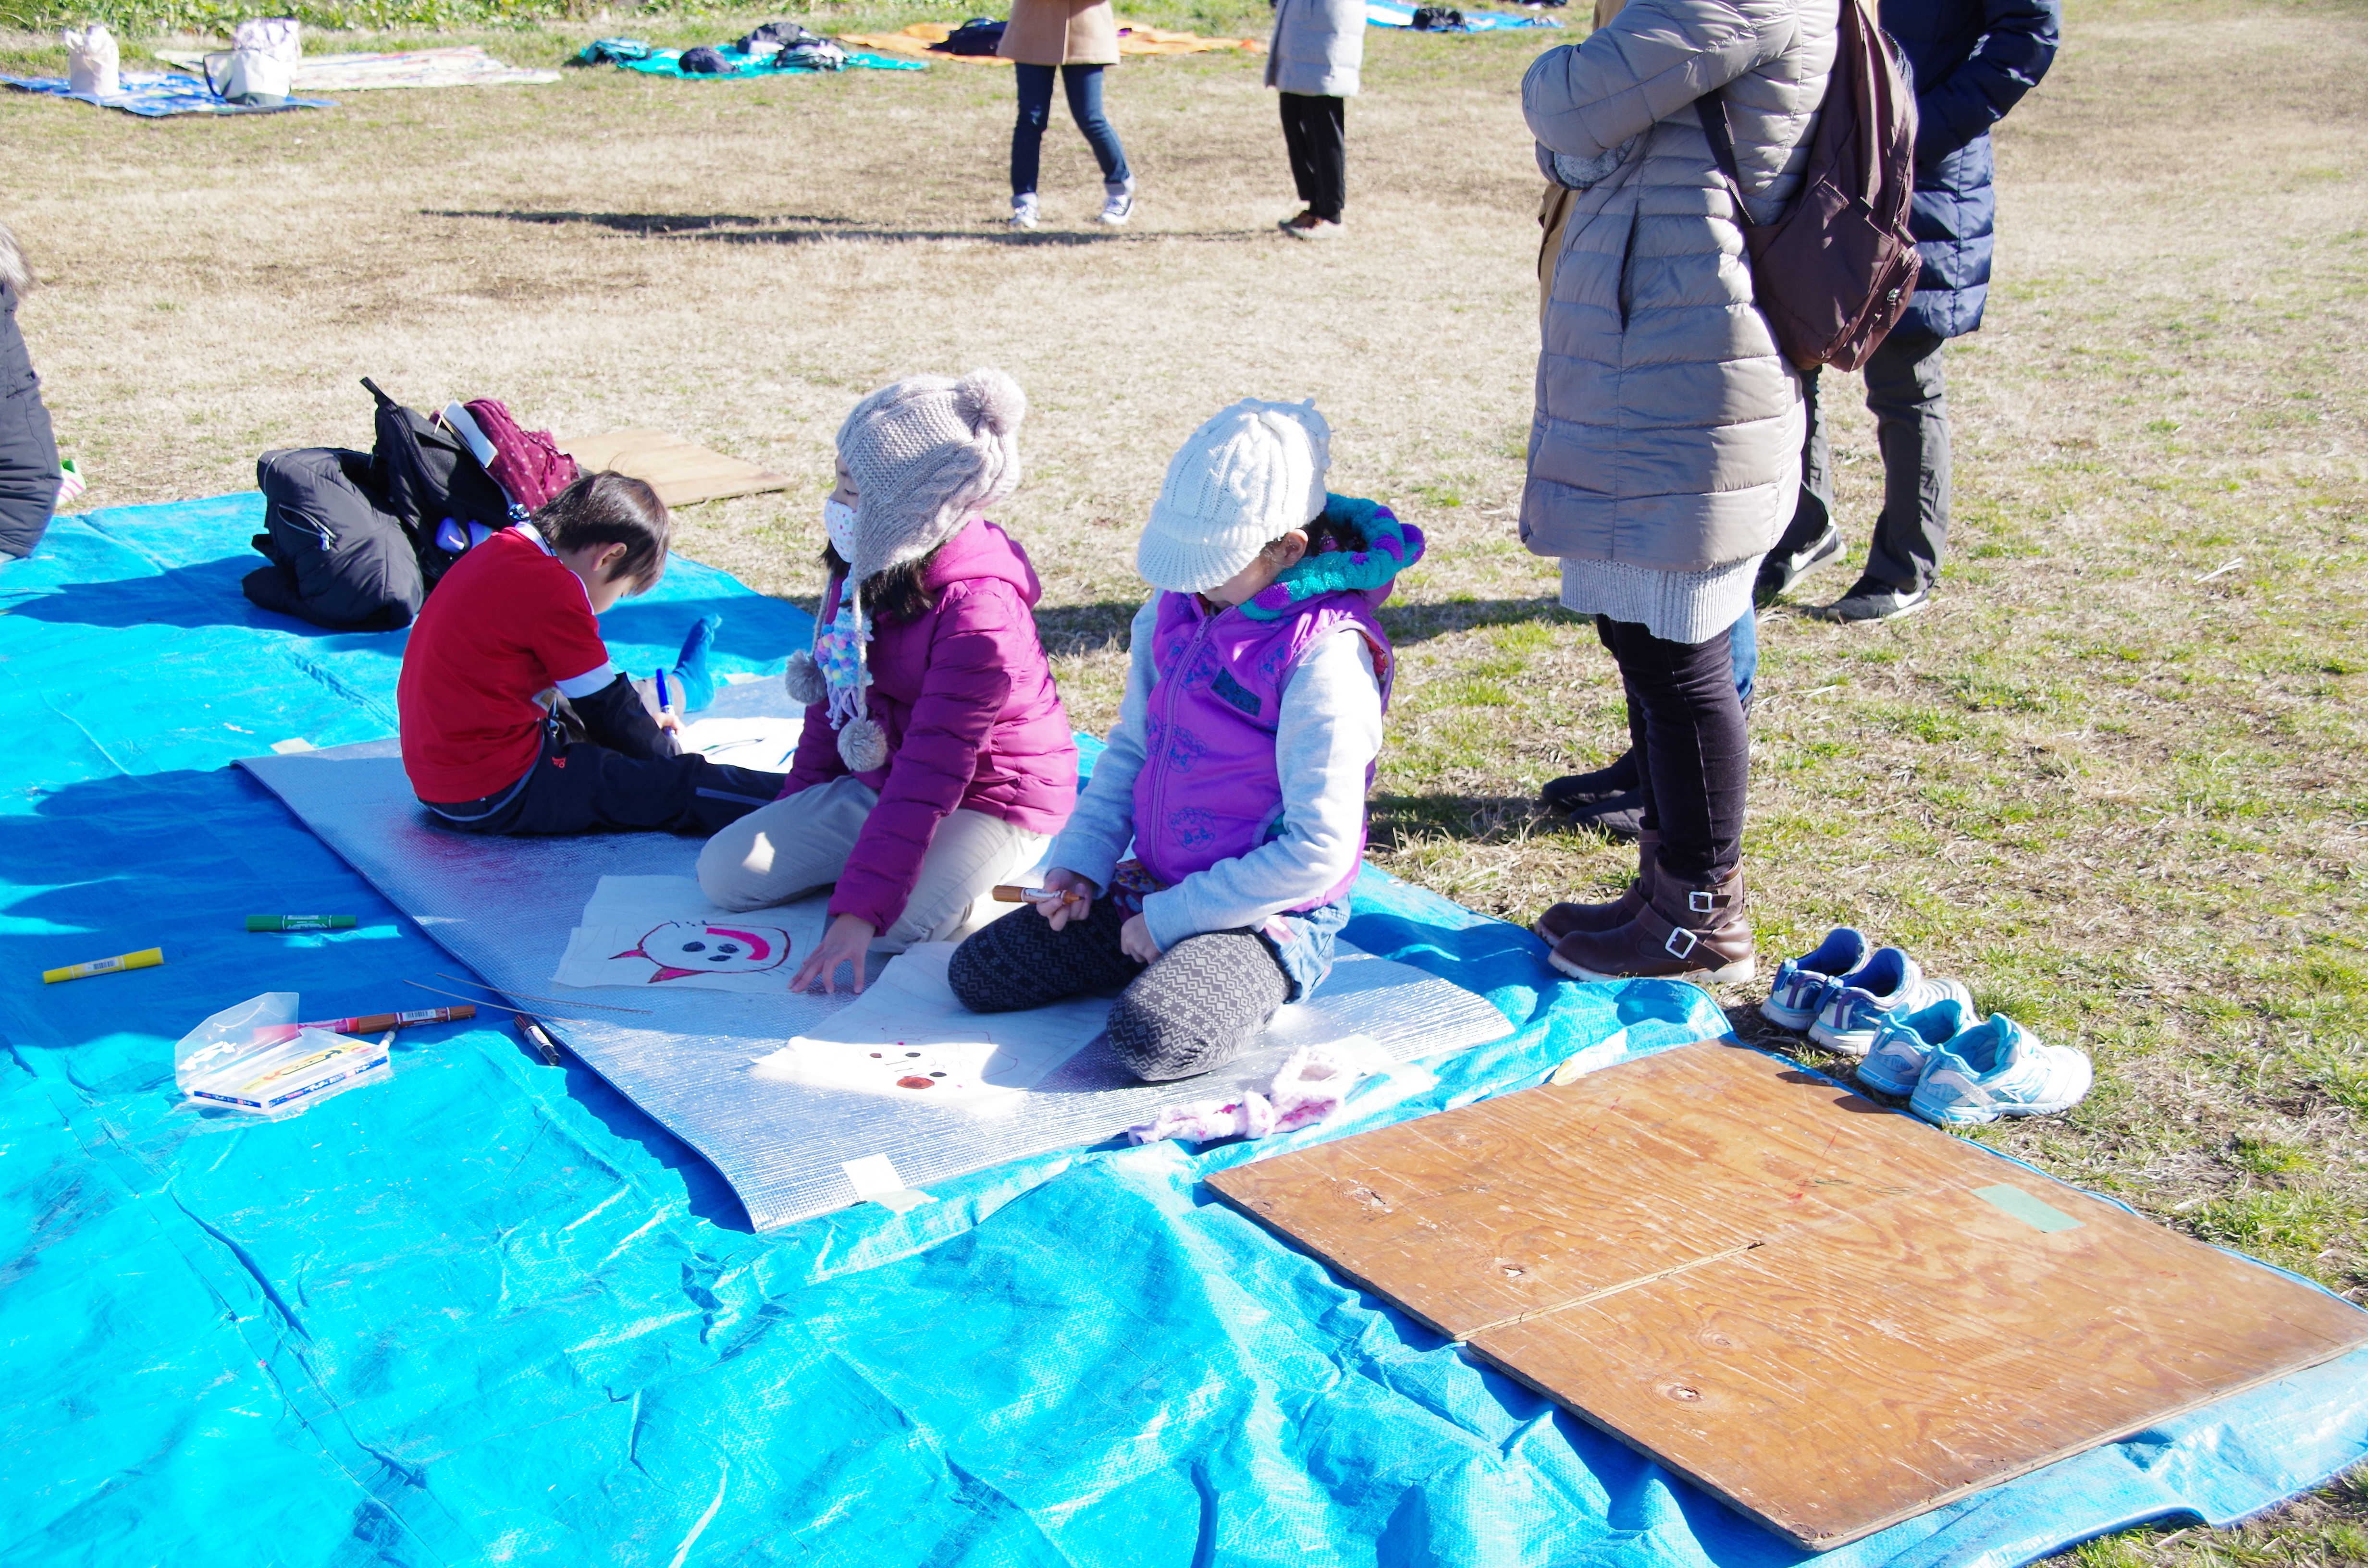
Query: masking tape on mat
1972 1183 2083 1233
843 1155 935 1214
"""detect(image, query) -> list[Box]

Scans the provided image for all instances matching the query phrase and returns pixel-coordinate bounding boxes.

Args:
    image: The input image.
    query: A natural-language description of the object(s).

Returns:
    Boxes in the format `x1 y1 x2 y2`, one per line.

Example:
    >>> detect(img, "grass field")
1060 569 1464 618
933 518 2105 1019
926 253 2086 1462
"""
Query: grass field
3 0 2366 1558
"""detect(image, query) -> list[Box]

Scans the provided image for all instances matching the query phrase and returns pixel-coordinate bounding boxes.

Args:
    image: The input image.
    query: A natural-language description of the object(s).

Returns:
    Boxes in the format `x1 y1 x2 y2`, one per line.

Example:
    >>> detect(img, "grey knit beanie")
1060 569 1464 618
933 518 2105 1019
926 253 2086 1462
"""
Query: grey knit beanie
1137 399 1330 593
835 368 1026 585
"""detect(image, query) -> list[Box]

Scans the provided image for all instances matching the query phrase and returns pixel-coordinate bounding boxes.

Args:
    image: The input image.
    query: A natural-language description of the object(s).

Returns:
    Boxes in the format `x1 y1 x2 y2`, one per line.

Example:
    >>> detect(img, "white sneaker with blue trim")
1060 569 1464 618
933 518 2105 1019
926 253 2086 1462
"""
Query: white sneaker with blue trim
1856 995 1974 1097
1759 927 1870 1030
1807 947 1971 1056
1098 177 1135 226
1909 1015 2093 1125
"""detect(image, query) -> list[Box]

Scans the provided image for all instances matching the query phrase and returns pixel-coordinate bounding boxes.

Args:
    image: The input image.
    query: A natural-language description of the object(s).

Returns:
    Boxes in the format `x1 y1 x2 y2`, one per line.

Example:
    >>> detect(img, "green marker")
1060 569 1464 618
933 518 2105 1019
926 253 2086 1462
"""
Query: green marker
246 915 357 932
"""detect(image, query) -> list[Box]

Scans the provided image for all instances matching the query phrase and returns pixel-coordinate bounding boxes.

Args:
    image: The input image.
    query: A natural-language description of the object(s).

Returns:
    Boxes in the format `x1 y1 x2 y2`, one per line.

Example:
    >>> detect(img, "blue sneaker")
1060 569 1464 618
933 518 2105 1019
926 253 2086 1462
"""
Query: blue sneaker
1759 927 1870 1031
1855 995 1974 1096
1808 947 1971 1056
1909 1015 2093 1125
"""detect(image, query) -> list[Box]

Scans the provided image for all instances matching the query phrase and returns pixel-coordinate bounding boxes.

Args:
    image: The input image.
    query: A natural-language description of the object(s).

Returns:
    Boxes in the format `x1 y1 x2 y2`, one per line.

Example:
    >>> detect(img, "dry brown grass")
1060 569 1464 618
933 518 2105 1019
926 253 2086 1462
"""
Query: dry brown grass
3 1 2366 1557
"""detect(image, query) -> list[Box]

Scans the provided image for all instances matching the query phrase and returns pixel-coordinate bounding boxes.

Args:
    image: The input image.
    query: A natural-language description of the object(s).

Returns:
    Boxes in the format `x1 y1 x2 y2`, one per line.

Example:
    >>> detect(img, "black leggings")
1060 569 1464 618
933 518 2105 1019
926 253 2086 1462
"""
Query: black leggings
1595 616 1747 884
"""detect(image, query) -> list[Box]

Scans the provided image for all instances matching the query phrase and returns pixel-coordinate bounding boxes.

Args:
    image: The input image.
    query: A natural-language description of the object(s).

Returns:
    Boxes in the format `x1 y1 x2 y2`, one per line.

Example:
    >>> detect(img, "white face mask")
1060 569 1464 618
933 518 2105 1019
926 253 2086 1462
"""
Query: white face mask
823 498 860 563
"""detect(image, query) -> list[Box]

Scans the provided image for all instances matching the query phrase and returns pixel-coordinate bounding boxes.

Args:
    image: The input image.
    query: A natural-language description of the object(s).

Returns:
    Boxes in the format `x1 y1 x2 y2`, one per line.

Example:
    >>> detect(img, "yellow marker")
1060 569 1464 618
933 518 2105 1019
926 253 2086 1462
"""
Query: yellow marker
41 947 164 984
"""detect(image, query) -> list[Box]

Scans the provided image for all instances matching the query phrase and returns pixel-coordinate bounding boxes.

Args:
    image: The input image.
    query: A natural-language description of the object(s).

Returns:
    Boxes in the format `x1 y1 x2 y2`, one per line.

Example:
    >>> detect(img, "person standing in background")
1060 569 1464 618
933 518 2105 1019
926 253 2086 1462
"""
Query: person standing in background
1267 0 1365 239
1000 0 1137 230
1760 0 2063 621
0 220 60 566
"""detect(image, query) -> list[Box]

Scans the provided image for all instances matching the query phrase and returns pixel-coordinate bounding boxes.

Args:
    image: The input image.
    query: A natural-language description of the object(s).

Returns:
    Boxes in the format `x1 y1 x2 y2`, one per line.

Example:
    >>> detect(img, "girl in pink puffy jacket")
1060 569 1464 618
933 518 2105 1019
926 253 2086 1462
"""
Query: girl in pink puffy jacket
695 369 1076 992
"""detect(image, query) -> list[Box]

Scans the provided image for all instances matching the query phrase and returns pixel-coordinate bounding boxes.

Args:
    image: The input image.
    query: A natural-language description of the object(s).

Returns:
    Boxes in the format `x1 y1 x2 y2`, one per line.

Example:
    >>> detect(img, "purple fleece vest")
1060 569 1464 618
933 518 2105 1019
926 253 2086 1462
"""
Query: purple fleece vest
1131 588 1394 906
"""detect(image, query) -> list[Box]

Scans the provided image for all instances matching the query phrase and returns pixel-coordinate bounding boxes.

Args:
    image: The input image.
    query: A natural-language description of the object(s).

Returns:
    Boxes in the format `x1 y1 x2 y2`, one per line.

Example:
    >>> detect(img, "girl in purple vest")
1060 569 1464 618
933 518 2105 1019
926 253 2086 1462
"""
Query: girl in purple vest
948 399 1422 1082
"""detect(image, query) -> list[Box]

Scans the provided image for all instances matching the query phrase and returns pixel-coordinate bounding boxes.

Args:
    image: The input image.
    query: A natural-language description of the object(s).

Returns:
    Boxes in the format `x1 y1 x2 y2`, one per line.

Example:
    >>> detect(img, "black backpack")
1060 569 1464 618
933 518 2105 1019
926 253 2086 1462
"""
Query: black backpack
361 377 516 586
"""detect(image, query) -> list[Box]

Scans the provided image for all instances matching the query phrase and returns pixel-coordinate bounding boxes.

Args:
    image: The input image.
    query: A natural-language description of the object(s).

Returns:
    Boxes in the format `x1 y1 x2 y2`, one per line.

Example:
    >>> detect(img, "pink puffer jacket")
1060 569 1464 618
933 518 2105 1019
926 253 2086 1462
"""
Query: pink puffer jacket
783 517 1076 933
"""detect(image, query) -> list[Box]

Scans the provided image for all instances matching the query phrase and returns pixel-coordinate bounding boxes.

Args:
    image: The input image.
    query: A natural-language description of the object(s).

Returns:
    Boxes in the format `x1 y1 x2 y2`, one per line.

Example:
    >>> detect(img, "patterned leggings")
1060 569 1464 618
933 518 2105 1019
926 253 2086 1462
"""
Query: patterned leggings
947 900 1289 1083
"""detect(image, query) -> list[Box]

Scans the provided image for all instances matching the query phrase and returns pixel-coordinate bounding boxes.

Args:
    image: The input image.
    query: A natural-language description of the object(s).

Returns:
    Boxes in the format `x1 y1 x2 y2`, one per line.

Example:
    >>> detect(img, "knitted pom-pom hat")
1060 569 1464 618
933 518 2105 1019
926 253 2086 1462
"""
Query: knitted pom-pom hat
835 367 1026 586
1137 399 1330 594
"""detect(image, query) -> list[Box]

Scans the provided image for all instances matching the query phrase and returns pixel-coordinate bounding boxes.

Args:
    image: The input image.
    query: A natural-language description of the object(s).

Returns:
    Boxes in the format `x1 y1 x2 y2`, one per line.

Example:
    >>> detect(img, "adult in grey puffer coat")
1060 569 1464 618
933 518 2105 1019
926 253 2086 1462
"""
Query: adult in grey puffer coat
1266 0 1365 236
1519 0 1836 986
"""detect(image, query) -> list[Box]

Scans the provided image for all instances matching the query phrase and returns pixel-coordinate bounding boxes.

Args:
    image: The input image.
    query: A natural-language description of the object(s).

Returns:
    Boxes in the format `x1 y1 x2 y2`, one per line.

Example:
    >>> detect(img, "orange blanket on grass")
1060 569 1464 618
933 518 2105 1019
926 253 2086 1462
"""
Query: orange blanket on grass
837 21 1263 61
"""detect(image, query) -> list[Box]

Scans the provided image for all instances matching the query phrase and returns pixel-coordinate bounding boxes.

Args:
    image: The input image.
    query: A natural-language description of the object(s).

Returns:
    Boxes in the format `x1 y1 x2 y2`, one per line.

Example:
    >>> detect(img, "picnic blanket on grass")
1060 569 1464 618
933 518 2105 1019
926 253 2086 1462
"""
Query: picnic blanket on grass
840 20 1263 61
4 491 2366 1568
152 45 559 90
0 70 334 115
1365 0 1566 27
596 43 925 77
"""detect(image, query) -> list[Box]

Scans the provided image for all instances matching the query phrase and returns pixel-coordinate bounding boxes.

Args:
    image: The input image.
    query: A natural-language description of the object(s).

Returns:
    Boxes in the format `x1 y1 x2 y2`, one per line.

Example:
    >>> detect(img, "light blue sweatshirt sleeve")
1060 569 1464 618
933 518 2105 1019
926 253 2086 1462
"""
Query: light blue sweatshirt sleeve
1041 597 1161 892
1141 628 1383 951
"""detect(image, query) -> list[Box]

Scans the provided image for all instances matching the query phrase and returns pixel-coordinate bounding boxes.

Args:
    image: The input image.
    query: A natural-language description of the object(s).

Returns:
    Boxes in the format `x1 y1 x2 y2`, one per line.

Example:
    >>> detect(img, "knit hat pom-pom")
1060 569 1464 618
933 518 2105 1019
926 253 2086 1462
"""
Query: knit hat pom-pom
837 715 889 772
782 649 827 708
954 368 1027 440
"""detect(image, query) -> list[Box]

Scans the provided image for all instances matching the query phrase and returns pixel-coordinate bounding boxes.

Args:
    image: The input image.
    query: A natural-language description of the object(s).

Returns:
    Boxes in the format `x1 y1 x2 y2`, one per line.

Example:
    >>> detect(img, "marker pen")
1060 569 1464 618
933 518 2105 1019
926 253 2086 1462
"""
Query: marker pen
247 915 357 931
43 948 164 984
654 668 677 722
297 1005 476 1034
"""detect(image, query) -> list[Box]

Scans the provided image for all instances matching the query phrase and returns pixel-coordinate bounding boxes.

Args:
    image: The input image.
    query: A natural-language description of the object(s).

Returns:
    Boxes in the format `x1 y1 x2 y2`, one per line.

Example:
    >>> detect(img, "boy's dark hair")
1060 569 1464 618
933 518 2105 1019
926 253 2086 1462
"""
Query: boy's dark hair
533 471 670 594
820 540 941 626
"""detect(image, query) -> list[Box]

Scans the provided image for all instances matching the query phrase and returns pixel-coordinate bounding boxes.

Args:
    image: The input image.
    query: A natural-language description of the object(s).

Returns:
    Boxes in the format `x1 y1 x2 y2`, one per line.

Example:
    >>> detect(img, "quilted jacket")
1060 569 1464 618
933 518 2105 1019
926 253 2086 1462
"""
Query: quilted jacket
1266 0 1365 97
784 518 1077 934
1520 0 1839 575
1884 0 2061 340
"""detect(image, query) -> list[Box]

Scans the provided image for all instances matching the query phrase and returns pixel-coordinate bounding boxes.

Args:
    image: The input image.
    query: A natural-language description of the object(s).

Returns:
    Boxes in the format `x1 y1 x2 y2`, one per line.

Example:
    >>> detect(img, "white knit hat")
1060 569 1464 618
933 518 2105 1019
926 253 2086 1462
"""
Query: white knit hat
1137 399 1331 593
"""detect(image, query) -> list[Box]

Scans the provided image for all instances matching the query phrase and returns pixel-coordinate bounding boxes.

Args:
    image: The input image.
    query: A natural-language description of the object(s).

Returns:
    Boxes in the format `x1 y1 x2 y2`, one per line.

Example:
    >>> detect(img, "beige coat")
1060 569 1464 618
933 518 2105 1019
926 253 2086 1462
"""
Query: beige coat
999 0 1121 65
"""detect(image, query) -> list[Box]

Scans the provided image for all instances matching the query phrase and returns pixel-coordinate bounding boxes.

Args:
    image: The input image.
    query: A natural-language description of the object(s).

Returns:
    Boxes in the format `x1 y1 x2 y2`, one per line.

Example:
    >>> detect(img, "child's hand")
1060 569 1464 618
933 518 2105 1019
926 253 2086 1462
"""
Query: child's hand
793 912 876 994
1038 868 1096 930
1120 913 1162 965
655 710 683 734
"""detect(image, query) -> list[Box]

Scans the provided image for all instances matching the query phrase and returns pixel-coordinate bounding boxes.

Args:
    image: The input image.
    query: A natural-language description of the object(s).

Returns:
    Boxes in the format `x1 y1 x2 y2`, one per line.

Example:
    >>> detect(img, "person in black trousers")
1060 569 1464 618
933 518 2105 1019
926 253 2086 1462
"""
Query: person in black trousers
1758 0 2062 622
0 221 59 565
1267 0 1364 238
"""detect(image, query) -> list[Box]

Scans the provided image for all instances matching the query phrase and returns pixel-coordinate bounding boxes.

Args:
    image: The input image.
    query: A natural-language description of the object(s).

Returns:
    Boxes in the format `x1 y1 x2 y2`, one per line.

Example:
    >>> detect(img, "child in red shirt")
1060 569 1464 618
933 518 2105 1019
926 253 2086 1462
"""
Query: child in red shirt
397 472 785 835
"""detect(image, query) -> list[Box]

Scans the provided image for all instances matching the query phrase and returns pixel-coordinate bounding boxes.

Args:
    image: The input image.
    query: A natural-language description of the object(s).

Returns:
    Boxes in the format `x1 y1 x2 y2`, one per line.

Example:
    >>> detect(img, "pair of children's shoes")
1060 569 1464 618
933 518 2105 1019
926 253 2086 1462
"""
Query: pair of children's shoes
1760 928 2093 1125
1759 927 1966 1053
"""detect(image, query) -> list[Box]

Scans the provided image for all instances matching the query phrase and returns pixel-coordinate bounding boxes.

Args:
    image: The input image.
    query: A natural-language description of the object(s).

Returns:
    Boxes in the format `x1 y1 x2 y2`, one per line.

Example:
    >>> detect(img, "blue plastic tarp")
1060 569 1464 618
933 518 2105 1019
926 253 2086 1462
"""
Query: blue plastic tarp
3 495 2364 1567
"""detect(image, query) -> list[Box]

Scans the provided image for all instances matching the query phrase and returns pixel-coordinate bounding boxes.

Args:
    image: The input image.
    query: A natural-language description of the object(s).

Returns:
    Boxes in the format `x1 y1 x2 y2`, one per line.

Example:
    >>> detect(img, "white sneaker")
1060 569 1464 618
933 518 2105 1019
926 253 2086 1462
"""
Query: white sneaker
1807 946 1971 1056
1909 1015 2093 1125
1098 178 1135 226
1010 194 1039 231
1855 995 1974 1097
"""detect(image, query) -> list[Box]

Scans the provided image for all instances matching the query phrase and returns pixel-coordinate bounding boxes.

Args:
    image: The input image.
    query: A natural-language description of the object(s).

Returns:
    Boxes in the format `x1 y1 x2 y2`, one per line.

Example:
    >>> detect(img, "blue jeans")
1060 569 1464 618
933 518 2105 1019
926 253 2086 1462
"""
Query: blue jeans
1011 63 1130 196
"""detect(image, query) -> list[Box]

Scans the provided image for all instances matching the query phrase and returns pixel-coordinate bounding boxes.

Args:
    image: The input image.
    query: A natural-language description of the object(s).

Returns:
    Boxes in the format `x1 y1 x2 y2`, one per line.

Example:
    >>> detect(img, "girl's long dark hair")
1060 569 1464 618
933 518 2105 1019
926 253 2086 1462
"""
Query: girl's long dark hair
822 542 937 625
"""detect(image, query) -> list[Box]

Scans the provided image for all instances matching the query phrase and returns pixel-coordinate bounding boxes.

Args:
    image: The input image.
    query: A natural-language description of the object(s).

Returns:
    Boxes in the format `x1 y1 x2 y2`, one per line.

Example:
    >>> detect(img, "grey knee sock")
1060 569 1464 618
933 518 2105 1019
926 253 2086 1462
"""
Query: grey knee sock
949 899 1141 1014
1108 929 1290 1082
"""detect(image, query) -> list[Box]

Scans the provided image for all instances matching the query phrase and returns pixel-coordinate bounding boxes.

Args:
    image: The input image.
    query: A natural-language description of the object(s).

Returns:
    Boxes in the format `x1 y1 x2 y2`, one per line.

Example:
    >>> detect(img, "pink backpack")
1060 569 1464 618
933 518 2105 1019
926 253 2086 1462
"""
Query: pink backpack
462 398 581 511
1699 0 1921 372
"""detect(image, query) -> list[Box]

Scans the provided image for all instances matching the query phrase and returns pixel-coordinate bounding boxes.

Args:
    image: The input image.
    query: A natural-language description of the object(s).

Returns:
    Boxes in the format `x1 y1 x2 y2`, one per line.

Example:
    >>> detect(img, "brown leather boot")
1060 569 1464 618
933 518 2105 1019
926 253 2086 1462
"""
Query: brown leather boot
1534 833 1658 946
1546 865 1755 983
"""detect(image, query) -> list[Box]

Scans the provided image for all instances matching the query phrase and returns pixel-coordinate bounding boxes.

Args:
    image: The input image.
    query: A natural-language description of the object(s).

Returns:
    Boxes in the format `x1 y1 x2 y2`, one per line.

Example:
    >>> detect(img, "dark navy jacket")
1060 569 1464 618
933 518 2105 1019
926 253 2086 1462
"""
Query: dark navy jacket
0 278 59 560
1883 0 2060 340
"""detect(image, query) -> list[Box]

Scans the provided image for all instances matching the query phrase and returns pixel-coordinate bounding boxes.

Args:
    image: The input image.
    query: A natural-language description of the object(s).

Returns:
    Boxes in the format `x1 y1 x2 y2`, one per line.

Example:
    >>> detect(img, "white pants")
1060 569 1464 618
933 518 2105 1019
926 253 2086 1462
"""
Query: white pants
694 776 1047 950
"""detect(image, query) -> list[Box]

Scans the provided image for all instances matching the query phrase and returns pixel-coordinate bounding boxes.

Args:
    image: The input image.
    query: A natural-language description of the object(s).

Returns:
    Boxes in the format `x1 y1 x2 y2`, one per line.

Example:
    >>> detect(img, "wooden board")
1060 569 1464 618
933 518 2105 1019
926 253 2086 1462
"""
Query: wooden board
1208 1041 2368 1551
557 429 792 509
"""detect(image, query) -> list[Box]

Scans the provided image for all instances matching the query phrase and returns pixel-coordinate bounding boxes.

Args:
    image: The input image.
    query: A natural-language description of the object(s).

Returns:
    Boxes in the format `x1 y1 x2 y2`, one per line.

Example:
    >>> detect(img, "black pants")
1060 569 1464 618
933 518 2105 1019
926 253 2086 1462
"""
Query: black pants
947 899 1291 1083
1595 617 1747 885
0 281 59 561
1782 330 1950 594
425 734 784 838
1279 92 1346 221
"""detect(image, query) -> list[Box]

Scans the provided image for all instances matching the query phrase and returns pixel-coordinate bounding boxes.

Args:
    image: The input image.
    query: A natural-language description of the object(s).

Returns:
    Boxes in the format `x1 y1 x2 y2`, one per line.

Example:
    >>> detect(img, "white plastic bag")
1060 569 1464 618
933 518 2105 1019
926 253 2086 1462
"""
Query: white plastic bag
62 24 120 97
206 17 299 103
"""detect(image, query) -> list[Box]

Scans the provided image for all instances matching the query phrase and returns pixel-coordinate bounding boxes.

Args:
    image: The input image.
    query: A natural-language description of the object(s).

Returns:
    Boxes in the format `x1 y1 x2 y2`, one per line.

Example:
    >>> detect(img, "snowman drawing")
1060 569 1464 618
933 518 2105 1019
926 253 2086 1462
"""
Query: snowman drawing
614 920 793 983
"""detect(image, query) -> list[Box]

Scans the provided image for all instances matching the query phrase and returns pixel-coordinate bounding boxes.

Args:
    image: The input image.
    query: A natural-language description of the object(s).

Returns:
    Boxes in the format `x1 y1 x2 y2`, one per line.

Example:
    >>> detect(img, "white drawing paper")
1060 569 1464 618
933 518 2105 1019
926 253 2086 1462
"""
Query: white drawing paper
675 714 803 772
552 875 832 994
750 943 1108 1110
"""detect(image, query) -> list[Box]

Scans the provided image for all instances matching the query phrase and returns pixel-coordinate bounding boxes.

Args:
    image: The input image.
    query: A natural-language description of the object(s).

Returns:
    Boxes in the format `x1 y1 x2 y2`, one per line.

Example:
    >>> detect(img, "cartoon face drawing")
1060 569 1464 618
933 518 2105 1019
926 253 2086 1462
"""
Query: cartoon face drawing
613 920 793 983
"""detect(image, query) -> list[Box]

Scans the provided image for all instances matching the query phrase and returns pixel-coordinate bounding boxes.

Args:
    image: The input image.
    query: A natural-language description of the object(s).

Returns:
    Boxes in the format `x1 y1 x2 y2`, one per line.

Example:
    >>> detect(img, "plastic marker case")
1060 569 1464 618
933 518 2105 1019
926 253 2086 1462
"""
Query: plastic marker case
174 992 393 1118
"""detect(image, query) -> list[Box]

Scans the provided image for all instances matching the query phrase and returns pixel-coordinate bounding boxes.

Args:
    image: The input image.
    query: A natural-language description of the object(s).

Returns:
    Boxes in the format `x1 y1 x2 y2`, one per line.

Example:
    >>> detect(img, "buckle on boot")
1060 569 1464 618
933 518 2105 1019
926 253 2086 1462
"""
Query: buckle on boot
1663 926 1701 960
1688 890 1721 915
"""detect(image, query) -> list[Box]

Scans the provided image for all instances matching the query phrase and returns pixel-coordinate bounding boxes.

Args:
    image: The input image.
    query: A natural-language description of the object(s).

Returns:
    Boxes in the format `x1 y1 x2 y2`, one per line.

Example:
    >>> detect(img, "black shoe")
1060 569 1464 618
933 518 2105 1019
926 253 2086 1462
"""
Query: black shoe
1541 750 1641 813
1567 789 1645 842
1754 522 1843 604
1807 577 1931 623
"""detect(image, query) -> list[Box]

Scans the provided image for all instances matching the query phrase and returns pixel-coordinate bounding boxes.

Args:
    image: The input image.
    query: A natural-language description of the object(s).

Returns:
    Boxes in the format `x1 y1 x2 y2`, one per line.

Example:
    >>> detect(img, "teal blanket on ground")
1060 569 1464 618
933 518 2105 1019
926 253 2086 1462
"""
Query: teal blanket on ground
614 46 926 77
4 494 2365 1567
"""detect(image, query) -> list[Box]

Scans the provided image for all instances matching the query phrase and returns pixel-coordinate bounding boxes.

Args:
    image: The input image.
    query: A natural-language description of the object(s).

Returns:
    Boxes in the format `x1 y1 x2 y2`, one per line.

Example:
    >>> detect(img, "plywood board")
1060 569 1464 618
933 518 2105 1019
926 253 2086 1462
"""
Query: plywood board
1209 1041 2368 1551
558 429 792 508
